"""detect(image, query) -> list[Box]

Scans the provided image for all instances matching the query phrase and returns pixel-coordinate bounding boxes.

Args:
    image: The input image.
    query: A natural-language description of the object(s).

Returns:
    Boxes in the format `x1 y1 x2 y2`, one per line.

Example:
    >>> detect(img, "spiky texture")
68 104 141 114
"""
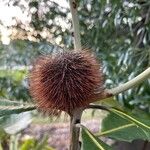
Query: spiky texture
29 50 104 115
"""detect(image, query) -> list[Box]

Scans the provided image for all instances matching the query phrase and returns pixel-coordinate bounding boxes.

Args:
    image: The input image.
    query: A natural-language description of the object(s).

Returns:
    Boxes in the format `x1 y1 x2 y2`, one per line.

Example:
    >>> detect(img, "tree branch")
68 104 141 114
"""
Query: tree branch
69 0 81 51
106 67 150 95
68 1 83 150
87 104 110 111
69 108 83 150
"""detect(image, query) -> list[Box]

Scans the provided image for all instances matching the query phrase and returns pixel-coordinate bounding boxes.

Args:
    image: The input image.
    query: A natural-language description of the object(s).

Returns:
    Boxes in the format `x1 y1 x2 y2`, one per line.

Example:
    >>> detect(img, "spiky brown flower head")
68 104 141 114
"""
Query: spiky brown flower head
29 50 104 116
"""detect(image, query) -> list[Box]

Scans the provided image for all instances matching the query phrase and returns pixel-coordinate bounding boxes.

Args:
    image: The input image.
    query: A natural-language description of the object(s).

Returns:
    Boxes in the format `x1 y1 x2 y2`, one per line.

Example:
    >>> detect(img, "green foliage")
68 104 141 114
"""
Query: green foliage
20 135 55 150
0 40 63 101
0 69 29 101
98 95 150 136
0 100 35 117
0 99 35 135
96 97 123 109
100 111 150 142
81 105 150 147
78 0 150 111
20 139 36 150
0 112 32 134
0 128 7 139
81 126 112 150
0 134 55 150
83 96 150 146
109 108 150 132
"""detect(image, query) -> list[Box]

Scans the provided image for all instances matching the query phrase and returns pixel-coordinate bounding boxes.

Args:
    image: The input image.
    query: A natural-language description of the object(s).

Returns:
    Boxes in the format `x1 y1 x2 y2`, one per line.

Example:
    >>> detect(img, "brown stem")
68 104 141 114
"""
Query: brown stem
69 108 83 150
87 104 110 111
142 140 148 150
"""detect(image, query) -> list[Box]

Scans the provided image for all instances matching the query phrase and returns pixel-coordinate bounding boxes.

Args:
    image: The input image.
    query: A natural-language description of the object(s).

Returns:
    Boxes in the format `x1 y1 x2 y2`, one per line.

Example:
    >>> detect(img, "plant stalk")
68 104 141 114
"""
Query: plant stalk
70 108 83 150
68 0 82 51
106 67 150 95
68 0 83 150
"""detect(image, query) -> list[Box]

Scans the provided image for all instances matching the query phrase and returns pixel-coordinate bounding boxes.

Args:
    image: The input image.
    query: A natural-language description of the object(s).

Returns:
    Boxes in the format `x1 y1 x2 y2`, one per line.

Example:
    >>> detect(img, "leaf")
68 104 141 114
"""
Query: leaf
95 97 123 109
97 107 150 142
0 100 35 134
0 112 32 134
0 99 26 106
35 135 55 150
81 126 113 150
0 105 36 116
99 112 150 142
0 99 36 117
20 139 35 150
0 128 7 139
20 136 55 150
110 108 150 132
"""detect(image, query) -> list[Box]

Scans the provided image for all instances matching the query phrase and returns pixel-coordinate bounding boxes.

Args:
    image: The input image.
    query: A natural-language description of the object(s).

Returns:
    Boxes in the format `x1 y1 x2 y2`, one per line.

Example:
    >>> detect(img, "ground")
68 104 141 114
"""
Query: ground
22 119 101 150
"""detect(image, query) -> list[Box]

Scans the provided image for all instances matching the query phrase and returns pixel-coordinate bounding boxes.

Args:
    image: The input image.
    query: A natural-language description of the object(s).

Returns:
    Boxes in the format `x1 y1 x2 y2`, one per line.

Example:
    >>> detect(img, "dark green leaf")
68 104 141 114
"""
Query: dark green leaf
81 126 113 150
110 108 150 132
0 104 36 117
99 112 150 142
0 99 36 116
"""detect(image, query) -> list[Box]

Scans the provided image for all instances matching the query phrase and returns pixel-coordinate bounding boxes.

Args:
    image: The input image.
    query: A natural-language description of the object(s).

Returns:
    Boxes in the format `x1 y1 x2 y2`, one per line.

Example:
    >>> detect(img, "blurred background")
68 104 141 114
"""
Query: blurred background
0 0 149 150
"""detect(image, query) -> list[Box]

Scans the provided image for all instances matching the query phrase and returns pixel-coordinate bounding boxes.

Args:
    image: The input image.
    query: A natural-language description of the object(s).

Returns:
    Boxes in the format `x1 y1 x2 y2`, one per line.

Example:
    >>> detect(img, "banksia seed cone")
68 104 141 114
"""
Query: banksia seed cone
29 50 104 115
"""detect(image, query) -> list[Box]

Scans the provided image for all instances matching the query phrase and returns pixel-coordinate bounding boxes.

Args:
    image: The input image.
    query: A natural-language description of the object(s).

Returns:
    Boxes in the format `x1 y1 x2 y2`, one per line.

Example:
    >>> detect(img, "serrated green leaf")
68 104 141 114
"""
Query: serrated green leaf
0 100 35 134
110 108 150 131
97 107 150 142
98 112 150 142
0 100 36 117
81 126 113 150
0 99 26 106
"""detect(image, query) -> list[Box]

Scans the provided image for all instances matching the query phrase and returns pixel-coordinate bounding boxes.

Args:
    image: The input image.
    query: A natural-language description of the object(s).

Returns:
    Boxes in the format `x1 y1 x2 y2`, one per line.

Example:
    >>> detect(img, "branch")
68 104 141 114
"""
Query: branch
68 1 83 150
69 108 83 150
69 0 81 51
106 67 150 95
87 104 110 111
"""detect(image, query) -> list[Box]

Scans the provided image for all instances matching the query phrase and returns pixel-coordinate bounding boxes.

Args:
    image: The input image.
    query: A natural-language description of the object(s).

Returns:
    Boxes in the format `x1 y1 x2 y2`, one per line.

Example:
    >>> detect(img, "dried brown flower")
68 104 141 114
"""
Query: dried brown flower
29 50 104 115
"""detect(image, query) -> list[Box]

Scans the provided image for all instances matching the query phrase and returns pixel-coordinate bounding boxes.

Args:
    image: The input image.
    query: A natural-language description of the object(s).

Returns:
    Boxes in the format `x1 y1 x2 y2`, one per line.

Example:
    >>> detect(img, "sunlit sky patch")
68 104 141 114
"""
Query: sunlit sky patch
0 0 69 44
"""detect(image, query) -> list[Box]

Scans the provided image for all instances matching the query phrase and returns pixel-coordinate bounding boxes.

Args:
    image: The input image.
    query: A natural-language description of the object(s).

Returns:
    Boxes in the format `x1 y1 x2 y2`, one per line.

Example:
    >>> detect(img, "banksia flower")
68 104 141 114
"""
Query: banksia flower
29 50 104 115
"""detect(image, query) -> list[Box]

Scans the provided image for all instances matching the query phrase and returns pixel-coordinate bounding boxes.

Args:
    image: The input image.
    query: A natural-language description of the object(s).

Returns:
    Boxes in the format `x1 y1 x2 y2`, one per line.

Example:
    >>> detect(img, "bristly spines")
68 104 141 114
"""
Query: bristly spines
29 50 104 115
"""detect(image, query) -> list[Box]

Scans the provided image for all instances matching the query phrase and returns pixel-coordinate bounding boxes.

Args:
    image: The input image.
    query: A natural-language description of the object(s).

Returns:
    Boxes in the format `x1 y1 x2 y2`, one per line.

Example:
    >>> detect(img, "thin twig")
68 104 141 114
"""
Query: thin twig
87 104 110 111
68 0 82 51
106 67 150 95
